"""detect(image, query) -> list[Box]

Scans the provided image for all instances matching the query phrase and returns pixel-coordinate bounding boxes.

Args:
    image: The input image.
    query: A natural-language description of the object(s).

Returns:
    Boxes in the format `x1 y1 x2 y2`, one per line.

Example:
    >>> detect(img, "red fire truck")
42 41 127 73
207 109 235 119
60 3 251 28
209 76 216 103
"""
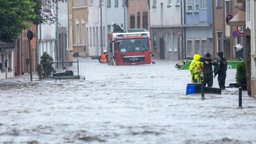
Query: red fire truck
107 30 152 65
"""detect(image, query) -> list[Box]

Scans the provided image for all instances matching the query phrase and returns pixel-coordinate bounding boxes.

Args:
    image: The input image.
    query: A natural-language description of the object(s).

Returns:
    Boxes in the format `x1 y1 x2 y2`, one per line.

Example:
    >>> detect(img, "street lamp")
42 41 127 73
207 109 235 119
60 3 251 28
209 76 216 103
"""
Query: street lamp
27 30 33 81
100 0 103 54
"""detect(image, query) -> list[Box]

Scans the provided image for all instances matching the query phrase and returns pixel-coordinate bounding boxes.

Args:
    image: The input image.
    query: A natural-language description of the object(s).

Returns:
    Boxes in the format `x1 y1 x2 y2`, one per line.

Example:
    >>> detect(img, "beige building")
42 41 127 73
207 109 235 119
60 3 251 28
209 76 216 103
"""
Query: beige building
212 0 241 59
127 0 150 31
68 0 88 58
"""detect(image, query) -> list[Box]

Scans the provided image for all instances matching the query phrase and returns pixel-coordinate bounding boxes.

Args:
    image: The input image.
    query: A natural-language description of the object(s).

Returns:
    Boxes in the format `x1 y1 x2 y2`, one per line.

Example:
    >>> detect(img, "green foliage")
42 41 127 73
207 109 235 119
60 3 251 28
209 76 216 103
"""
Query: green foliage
0 0 37 42
0 0 64 42
236 62 246 85
40 52 55 77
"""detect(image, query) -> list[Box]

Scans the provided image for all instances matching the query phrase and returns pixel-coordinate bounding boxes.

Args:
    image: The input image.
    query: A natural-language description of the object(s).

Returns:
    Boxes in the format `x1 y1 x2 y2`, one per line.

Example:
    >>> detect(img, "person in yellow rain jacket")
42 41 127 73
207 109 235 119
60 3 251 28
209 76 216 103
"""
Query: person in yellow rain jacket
189 54 204 83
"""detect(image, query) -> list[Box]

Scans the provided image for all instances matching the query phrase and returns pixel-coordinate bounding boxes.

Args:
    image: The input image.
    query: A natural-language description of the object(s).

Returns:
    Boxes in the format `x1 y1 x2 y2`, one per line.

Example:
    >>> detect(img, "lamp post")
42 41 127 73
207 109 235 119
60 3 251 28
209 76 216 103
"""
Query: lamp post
27 30 33 81
100 0 103 54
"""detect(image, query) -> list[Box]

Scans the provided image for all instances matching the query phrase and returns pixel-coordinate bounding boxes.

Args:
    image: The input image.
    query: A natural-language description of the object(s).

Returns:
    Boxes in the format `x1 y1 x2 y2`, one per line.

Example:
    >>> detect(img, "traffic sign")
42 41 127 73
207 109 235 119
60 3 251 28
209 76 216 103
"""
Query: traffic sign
232 31 239 38
226 14 233 25
236 25 244 35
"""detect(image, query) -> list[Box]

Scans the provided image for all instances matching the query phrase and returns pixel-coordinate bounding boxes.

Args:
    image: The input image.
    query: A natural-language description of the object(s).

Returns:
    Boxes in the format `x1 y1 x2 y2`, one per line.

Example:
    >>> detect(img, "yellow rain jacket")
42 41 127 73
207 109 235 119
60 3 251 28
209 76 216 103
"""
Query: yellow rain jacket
189 54 204 83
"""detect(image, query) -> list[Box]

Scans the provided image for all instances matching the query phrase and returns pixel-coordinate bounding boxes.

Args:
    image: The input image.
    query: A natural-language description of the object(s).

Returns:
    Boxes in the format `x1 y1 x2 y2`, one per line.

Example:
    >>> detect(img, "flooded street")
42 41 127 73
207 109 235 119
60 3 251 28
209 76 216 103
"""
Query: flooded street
1 58 256 144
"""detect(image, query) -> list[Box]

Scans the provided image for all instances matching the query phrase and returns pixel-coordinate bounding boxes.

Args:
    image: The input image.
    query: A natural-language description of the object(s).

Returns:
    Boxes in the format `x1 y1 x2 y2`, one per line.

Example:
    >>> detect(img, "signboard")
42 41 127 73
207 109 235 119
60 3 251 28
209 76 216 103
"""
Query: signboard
232 31 239 38
226 14 233 25
236 25 244 35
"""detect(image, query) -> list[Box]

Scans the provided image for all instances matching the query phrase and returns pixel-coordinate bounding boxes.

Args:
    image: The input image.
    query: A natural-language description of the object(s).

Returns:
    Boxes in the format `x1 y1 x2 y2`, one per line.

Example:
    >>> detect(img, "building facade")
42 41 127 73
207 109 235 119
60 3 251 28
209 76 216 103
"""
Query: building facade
87 0 125 57
150 0 181 60
184 0 213 58
246 0 256 97
16 25 37 77
68 0 88 57
86 0 105 56
212 0 241 59
0 41 15 79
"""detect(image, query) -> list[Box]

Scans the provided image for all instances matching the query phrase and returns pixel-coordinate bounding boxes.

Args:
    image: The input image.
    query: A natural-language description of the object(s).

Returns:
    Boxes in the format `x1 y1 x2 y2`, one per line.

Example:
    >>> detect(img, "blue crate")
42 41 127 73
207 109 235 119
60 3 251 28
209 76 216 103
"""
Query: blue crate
186 84 196 95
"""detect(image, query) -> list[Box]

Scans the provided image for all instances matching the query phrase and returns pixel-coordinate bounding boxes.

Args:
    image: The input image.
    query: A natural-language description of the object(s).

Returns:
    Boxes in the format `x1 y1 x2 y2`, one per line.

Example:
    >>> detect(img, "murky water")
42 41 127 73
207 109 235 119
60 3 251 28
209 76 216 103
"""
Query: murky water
0 58 256 144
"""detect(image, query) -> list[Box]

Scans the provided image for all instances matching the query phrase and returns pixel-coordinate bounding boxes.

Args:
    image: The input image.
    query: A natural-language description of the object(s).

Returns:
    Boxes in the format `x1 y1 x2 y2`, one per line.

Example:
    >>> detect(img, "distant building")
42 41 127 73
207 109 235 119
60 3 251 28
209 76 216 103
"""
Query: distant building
16 25 37 76
87 0 125 57
0 41 15 79
184 0 213 58
38 0 69 69
68 0 88 58
212 0 241 59
150 0 181 60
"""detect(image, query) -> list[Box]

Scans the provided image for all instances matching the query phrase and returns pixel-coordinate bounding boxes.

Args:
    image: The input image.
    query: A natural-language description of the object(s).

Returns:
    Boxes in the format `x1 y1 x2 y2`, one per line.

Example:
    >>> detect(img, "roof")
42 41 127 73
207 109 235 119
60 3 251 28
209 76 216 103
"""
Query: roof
229 10 245 26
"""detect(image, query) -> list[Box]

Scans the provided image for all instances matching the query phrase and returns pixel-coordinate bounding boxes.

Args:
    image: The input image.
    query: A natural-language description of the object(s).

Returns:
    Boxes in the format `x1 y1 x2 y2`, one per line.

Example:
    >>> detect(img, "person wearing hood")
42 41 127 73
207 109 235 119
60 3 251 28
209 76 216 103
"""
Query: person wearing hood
189 54 204 83
201 53 215 87
214 51 227 89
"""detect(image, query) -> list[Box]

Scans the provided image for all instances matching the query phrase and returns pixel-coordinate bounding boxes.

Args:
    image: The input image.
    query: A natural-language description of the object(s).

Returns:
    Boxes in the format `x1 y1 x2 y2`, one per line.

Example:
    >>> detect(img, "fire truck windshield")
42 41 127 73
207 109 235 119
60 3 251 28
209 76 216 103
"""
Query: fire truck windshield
116 38 148 53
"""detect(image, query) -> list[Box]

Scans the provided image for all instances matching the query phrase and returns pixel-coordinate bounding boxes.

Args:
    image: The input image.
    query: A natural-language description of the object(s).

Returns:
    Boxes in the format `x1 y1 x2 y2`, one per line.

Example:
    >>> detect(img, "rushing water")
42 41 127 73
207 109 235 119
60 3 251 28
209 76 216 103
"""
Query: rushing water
0 58 256 144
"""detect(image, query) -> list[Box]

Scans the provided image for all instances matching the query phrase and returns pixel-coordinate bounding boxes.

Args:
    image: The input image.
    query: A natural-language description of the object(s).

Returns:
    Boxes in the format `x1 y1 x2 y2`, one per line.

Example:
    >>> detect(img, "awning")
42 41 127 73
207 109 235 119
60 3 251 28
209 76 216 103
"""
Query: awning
0 41 15 51
229 10 245 26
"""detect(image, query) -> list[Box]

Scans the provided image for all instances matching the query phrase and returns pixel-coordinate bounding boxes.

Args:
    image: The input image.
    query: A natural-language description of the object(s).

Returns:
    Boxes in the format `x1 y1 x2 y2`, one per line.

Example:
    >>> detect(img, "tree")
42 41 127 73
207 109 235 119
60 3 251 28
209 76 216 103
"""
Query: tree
0 0 62 42
40 52 55 77
0 0 37 42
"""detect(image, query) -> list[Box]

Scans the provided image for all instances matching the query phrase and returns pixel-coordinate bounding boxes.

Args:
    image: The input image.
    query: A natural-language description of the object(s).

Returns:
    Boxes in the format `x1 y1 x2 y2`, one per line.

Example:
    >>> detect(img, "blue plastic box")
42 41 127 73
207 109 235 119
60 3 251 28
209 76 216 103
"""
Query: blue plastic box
186 84 196 95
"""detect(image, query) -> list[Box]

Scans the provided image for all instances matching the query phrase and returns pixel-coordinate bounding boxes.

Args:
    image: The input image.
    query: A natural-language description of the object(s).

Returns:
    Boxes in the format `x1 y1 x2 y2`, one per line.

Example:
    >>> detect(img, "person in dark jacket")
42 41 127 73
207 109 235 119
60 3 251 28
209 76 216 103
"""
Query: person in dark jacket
201 53 214 87
214 51 227 89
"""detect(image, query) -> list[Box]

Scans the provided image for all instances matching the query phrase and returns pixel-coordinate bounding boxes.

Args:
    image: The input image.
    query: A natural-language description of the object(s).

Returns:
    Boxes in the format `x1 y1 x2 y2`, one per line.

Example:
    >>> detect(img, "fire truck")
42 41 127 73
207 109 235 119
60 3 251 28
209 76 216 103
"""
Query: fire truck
107 30 152 65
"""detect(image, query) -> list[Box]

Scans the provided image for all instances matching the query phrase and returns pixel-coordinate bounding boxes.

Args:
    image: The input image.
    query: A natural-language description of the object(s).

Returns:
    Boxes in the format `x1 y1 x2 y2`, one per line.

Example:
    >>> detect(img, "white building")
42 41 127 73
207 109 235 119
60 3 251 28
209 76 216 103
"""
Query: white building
0 41 15 79
150 0 182 60
38 0 68 67
86 0 125 57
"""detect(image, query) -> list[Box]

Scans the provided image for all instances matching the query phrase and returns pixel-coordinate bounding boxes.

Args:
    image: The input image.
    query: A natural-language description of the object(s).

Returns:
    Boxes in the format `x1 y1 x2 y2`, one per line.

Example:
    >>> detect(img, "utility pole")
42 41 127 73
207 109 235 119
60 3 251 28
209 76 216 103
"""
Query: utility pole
124 0 127 32
27 30 33 81
100 0 103 54
55 0 59 68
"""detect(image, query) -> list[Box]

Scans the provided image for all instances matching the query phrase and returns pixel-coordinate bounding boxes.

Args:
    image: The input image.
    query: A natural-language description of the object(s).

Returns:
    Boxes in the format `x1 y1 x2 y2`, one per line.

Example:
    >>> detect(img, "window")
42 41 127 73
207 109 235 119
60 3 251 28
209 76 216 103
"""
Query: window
167 0 171 7
246 0 251 21
142 12 148 30
90 27 92 46
195 0 199 13
93 27 95 46
75 19 80 44
130 15 135 28
175 0 180 7
216 0 222 8
114 0 118 7
187 40 193 56
81 20 85 44
201 40 207 54
200 0 206 9
217 32 223 51
137 12 140 28
90 0 94 5
153 33 157 48
186 0 193 13
152 0 156 8
107 25 111 33
225 1 230 16
75 0 85 7
195 40 200 54
107 0 111 8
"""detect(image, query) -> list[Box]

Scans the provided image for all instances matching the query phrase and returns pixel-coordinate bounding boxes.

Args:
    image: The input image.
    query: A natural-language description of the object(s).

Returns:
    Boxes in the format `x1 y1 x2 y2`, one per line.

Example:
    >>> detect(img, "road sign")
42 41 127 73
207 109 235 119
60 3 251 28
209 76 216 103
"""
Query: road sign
232 31 239 38
226 14 233 25
236 25 244 35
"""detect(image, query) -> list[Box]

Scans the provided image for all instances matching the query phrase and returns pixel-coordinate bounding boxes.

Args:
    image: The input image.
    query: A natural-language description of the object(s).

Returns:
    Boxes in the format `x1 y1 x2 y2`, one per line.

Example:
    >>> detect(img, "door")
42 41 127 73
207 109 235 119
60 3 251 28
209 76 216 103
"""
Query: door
160 37 165 59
